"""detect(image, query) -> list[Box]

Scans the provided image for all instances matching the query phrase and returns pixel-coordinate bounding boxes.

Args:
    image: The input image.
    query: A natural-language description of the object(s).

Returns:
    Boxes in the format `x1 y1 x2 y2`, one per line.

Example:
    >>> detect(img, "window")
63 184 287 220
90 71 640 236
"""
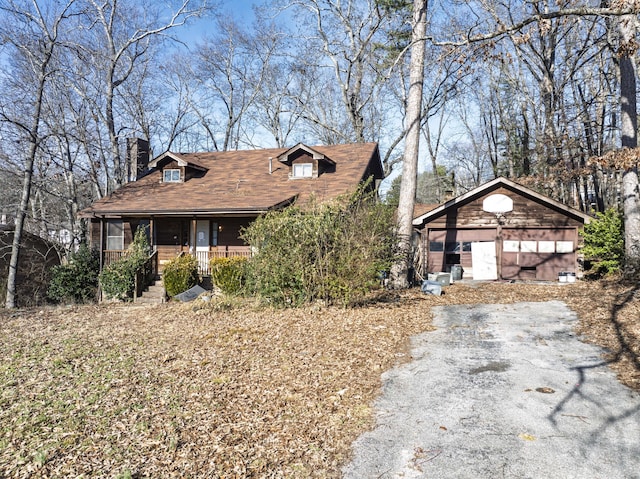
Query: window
538 241 555 253
556 241 574 253
445 242 460 253
429 241 444 252
442 241 472 253
292 163 313 178
163 168 181 182
106 220 124 250
503 240 519 252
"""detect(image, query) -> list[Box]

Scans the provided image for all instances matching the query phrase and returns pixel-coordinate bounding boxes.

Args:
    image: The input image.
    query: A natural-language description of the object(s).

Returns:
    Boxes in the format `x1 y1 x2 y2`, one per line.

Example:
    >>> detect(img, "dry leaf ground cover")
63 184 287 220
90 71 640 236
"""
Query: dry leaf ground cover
1 280 638 478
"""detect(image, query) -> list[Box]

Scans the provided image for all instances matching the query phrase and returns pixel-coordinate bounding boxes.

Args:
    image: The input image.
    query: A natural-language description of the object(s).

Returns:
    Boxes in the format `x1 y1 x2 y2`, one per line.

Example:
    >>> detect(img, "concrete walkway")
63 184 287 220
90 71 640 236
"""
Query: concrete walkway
343 301 640 479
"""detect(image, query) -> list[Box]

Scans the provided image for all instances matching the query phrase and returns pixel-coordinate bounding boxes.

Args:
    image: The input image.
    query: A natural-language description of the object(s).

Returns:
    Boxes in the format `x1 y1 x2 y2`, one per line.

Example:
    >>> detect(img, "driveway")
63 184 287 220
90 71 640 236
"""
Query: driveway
343 301 640 479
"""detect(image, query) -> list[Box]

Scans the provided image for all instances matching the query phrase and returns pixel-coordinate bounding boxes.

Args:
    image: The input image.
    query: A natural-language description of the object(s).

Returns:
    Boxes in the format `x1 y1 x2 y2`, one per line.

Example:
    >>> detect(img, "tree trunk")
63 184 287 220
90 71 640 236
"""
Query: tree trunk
106 72 123 191
6 65 50 308
618 12 640 275
389 0 427 289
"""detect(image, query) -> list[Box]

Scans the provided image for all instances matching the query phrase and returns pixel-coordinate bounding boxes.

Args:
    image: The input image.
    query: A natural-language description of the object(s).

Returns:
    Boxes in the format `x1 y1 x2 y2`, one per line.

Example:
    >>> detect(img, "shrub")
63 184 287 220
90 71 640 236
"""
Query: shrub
210 256 247 294
99 227 151 300
580 208 625 278
163 254 199 297
47 245 100 304
241 183 396 306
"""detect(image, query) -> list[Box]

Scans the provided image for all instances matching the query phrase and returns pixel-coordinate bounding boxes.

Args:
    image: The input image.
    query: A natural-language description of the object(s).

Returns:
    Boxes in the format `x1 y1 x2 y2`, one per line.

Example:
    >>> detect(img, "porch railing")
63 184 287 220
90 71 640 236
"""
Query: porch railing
105 246 250 277
210 246 252 259
103 249 127 267
134 250 158 301
195 246 252 275
99 249 159 302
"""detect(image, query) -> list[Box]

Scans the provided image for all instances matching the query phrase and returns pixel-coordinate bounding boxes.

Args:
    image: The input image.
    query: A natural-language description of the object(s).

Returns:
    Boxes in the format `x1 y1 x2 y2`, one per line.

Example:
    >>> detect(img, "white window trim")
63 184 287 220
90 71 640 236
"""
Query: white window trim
292 163 313 178
106 220 124 251
163 168 181 182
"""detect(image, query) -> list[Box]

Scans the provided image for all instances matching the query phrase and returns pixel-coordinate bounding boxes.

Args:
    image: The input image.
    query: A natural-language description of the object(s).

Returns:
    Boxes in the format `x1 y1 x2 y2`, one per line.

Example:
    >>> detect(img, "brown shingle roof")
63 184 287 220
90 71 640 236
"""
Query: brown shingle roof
413 203 439 219
80 143 383 218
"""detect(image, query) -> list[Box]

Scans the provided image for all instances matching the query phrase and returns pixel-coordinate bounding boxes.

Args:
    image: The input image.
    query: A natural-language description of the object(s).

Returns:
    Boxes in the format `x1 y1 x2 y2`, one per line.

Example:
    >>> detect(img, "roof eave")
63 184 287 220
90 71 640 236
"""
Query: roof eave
412 177 593 226
277 143 335 165
147 151 208 171
79 196 298 219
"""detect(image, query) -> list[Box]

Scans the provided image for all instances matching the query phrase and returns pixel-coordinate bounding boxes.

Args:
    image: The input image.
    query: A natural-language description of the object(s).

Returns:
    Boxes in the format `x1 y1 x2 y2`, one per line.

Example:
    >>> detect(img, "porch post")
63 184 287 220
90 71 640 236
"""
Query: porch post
191 218 197 253
99 216 104 270
149 216 155 250
496 222 503 280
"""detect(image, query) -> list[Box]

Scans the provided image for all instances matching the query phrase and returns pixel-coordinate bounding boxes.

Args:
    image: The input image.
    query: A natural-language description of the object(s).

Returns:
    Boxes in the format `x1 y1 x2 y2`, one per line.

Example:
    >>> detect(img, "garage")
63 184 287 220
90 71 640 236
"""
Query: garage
413 177 592 281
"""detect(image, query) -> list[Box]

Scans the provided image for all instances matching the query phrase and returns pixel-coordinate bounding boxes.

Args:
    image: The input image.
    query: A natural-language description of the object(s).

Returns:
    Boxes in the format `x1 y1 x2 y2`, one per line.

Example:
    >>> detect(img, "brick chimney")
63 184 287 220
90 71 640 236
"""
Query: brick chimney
127 138 150 181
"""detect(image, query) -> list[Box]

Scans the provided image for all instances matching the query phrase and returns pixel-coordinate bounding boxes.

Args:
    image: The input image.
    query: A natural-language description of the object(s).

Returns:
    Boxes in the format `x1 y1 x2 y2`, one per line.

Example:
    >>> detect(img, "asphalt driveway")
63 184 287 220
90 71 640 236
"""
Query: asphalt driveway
343 301 640 479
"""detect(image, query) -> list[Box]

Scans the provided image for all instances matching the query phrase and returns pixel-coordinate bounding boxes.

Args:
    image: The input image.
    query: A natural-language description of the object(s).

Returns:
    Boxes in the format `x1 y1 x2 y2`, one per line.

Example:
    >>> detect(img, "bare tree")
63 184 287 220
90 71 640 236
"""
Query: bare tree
283 0 394 143
429 0 640 267
249 60 308 148
389 0 427 289
617 8 640 273
79 0 205 190
0 0 79 308
187 16 280 151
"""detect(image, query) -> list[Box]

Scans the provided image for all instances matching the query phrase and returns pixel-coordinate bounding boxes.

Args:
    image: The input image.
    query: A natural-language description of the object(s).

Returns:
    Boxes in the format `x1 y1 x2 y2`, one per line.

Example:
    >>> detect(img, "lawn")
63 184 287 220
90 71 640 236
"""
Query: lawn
1 281 638 478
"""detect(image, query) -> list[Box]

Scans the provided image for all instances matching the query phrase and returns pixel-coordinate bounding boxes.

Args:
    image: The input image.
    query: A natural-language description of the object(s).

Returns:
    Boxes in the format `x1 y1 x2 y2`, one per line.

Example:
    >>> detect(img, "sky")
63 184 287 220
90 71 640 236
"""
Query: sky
223 0 257 15
215 0 259 24
180 0 258 45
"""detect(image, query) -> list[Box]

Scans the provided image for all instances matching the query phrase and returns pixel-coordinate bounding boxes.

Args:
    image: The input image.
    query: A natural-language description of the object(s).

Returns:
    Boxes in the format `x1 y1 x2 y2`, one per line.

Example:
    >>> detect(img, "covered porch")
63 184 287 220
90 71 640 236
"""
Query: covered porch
97 215 254 276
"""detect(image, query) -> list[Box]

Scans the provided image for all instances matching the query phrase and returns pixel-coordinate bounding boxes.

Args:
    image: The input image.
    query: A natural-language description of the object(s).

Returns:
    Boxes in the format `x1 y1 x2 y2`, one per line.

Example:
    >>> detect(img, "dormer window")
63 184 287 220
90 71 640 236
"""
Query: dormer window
163 169 181 182
278 143 335 179
292 163 313 178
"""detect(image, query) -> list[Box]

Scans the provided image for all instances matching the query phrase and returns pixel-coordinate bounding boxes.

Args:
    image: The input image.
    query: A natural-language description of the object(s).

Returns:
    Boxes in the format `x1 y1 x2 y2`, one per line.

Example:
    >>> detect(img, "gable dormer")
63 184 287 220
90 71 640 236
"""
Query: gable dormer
148 152 208 183
277 143 336 179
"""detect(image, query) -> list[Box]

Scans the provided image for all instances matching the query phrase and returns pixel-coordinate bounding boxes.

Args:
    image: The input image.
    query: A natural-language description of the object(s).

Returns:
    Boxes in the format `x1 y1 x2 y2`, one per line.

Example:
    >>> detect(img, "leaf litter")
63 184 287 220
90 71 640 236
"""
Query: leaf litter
0 279 638 478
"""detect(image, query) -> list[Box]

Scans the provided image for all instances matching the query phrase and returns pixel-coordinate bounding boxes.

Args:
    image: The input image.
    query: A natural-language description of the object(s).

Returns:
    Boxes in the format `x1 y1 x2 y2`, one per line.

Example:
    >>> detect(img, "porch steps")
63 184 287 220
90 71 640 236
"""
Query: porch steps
136 278 166 305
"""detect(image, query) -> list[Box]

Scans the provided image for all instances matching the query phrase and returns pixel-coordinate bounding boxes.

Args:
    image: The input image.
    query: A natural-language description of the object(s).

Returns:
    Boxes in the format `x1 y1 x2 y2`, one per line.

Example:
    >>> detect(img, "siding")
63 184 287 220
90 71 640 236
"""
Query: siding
419 184 588 281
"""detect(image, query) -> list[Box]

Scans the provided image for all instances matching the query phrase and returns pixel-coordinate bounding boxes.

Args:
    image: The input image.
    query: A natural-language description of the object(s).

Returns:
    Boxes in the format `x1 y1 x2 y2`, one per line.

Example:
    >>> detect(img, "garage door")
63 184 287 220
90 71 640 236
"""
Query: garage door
501 228 577 281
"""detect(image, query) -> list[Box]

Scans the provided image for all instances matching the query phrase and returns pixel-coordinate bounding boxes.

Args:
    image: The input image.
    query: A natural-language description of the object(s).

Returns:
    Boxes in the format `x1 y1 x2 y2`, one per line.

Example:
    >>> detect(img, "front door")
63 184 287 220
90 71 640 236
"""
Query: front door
195 220 210 273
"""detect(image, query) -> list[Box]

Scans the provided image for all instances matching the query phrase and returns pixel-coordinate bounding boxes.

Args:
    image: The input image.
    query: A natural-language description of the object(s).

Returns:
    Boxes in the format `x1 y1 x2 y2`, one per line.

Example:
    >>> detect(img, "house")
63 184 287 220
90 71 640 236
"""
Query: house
412 177 593 281
80 142 384 275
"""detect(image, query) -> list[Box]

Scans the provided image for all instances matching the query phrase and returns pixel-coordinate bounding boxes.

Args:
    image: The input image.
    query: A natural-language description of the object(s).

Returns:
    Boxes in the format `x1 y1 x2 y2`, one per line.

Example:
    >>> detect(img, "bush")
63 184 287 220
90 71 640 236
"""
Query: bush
210 256 247 294
580 208 625 278
163 254 199 297
99 227 151 300
47 245 100 304
241 183 396 306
